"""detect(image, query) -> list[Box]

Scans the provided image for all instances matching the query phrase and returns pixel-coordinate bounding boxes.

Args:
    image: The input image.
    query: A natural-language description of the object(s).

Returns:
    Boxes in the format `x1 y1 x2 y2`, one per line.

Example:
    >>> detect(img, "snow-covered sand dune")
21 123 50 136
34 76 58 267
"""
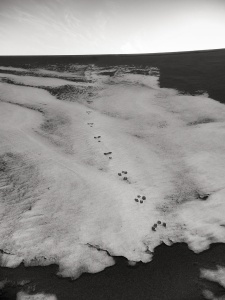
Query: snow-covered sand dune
0 65 225 280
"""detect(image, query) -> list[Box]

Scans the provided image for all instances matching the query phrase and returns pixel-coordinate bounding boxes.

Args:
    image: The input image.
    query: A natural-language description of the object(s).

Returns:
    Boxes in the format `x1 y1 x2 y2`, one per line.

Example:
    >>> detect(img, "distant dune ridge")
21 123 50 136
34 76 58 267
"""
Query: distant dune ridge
0 62 225 288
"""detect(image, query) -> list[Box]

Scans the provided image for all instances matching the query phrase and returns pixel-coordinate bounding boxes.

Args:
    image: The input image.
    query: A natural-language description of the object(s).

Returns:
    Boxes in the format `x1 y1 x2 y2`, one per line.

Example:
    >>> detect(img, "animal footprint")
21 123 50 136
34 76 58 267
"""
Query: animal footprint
152 224 157 231
104 152 112 159
87 123 94 128
94 136 101 142
118 171 129 181
151 221 166 232
134 195 146 203
104 152 112 156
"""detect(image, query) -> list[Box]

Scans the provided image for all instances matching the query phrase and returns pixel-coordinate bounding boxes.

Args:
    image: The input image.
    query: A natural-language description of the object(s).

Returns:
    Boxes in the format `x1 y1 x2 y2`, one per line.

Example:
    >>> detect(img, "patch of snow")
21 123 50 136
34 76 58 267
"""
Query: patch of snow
201 267 225 288
0 65 225 279
0 66 29 72
0 73 95 87
16 291 57 300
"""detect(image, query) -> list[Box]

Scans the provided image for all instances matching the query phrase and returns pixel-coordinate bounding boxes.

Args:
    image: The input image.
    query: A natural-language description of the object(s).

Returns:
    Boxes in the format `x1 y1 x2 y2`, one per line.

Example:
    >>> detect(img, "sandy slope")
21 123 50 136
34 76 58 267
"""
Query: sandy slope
0 65 225 280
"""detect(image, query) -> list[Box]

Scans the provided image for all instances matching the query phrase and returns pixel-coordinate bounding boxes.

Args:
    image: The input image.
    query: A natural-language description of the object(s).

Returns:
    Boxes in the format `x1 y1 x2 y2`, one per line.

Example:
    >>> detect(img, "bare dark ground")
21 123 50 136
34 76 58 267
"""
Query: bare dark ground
0 243 225 300
0 49 225 299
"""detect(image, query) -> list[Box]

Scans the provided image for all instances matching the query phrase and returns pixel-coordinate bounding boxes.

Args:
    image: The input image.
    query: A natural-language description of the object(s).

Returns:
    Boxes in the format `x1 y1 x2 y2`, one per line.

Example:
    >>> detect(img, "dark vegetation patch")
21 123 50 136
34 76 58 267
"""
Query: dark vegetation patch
128 69 150 75
36 63 88 75
45 85 93 102
187 118 215 126
0 98 70 149
157 188 205 213
98 70 117 76
36 112 72 153
40 115 69 135
101 111 120 118
0 69 31 77
157 121 167 128
41 84 97 103
133 134 144 139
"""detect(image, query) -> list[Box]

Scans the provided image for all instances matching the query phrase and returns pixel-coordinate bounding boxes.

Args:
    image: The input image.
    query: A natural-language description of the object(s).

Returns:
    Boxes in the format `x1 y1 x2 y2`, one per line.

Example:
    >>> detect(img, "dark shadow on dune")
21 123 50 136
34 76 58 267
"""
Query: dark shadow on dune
0 77 45 91
0 78 98 105
0 98 71 153
0 98 45 115
0 68 89 83
1 243 225 300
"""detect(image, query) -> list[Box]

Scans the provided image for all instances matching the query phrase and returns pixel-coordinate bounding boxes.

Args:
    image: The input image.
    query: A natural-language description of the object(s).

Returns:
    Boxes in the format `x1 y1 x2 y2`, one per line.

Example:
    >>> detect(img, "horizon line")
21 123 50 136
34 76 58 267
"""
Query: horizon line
0 48 225 58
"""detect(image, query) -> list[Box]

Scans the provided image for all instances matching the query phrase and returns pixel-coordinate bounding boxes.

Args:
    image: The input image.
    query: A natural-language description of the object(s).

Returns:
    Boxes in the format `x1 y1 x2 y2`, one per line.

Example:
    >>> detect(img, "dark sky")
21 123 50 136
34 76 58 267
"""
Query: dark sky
0 0 225 55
